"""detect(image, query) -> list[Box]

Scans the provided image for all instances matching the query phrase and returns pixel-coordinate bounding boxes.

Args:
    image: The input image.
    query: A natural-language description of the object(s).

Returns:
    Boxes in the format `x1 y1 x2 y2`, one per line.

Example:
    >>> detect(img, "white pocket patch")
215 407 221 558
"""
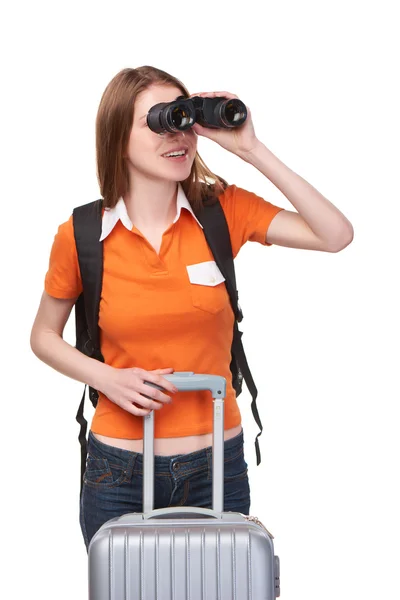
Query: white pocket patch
186 261 226 286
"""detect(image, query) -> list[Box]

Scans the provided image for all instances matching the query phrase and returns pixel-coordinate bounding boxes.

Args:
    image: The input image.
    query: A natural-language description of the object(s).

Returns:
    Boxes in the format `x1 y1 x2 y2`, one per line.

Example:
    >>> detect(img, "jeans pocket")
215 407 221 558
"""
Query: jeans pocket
83 455 129 488
83 433 137 489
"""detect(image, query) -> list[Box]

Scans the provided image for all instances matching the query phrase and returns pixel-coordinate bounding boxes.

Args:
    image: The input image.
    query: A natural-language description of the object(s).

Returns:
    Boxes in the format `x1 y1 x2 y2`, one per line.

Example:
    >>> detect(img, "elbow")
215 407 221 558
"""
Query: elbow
30 326 51 360
30 327 41 358
328 224 354 253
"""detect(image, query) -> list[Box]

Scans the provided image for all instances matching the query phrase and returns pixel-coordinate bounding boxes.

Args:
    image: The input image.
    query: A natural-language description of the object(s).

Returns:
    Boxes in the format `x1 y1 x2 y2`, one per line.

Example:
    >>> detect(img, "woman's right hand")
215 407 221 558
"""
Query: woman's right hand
98 366 179 416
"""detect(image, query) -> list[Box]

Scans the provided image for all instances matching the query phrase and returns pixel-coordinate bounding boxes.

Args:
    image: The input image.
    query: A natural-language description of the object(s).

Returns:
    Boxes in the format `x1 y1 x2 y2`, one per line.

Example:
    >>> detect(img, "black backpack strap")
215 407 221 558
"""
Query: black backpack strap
198 198 263 465
232 322 262 465
198 199 243 322
73 199 104 359
72 199 104 497
76 385 89 496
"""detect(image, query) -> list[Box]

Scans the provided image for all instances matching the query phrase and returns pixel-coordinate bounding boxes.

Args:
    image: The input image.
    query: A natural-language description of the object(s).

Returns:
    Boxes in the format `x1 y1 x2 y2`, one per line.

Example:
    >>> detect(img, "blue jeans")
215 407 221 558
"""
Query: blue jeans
79 428 251 552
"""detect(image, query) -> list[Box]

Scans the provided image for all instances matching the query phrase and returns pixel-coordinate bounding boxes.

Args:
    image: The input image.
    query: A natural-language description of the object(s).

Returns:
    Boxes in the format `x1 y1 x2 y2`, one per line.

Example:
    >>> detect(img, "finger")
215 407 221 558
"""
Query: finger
149 368 174 374
139 382 173 404
190 91 239 99
143 372 179 394
132 391 165 411
213 91 239 99
120 398 152 416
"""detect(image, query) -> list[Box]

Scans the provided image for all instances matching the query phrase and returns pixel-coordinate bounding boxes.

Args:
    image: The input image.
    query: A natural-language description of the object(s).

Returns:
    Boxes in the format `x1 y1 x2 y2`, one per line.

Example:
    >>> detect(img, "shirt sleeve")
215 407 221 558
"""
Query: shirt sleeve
218 184 285 258
44 214 83 299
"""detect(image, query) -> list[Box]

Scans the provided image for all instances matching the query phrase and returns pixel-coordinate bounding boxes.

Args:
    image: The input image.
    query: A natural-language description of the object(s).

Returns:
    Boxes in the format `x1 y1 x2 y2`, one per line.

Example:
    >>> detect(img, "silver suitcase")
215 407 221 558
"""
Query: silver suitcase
88 372 280 599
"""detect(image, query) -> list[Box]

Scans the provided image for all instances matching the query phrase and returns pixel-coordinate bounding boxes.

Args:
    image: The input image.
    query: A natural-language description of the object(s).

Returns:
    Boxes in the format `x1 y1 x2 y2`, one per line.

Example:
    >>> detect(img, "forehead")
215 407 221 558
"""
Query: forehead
135 85 183 119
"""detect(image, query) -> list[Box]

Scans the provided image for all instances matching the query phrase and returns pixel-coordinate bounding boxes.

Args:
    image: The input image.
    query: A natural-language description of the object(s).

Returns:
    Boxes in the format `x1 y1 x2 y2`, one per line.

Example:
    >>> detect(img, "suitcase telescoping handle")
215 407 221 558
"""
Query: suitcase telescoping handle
143 372 226 514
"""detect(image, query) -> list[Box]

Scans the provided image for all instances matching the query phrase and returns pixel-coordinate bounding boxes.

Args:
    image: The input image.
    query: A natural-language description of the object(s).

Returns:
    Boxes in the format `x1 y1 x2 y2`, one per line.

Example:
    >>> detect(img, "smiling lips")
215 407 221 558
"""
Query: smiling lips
161 145 189 158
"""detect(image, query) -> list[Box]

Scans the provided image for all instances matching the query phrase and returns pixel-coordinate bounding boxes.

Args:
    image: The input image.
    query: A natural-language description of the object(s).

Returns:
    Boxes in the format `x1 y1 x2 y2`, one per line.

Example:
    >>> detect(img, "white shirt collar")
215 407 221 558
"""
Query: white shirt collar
99 182 203 242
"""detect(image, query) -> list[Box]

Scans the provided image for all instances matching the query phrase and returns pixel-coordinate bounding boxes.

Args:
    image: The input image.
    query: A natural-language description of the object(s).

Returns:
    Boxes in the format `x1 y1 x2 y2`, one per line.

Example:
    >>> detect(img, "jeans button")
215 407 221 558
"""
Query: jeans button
173 462 180 471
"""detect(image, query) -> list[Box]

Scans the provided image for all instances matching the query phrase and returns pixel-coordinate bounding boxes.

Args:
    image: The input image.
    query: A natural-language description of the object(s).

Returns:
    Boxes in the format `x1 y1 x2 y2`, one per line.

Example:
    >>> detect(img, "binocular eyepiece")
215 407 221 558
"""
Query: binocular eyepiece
146 95 247 135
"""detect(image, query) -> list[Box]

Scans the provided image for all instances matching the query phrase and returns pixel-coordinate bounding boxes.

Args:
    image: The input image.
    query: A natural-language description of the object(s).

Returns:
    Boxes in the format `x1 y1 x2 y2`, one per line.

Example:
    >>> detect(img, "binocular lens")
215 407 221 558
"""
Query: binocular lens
224 100 246 124
170 106 192 129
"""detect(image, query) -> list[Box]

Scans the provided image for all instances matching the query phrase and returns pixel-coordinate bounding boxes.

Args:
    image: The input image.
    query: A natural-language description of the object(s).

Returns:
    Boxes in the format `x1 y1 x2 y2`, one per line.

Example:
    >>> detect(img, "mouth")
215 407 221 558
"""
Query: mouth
161 146 189 161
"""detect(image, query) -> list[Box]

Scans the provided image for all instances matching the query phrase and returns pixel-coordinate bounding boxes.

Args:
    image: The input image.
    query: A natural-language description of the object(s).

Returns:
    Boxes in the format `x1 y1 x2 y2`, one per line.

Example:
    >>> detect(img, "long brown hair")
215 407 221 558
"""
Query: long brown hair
95 66 228 213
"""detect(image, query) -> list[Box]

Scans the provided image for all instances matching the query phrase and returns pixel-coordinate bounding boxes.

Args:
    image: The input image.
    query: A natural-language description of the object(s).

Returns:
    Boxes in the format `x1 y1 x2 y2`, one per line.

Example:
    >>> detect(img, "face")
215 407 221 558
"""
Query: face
125 84 197 182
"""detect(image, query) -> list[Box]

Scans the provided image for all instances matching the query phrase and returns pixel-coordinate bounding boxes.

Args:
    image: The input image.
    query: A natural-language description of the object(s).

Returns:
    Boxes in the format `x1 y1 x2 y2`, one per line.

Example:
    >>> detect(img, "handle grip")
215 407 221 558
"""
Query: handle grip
149 372 226 398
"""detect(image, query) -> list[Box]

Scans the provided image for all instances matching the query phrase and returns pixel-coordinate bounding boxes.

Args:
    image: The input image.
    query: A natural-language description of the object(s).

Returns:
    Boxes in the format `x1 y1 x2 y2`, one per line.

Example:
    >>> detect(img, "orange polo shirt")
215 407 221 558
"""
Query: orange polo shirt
45 183 285 439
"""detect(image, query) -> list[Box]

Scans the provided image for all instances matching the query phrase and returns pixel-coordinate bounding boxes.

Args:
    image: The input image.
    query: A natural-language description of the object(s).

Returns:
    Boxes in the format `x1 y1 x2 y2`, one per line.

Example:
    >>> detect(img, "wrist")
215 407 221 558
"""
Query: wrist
89 360 114 394
238 139 264 163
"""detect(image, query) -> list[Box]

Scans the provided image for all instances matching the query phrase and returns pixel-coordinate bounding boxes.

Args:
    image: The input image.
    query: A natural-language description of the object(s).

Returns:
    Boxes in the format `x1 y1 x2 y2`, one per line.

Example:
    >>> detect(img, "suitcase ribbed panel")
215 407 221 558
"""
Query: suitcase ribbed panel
89 522 275 600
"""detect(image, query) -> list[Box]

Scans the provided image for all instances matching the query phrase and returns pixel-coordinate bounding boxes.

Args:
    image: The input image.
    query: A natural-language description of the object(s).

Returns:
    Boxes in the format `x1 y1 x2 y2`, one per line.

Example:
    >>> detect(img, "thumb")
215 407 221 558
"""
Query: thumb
192 122 205 135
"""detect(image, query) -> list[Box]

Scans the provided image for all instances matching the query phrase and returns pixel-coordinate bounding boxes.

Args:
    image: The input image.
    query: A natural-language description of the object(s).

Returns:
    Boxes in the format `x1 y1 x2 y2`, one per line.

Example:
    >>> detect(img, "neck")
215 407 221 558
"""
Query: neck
123 175 178 230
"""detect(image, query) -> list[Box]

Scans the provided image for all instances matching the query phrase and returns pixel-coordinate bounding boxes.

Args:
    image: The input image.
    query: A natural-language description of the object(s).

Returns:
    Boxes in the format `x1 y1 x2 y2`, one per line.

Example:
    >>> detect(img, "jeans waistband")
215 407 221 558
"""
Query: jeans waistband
88 428 244 470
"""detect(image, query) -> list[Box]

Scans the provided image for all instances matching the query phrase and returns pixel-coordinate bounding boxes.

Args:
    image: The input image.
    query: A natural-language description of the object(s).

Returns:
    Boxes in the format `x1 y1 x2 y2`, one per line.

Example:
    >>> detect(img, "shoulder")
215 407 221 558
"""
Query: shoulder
217 183 274 206
47 215 78 263
217 183 285 220
45 214 84 298
54 214 75 242
213 183 286 253
216 183 261 211
216 183 265 219
216 183 236 205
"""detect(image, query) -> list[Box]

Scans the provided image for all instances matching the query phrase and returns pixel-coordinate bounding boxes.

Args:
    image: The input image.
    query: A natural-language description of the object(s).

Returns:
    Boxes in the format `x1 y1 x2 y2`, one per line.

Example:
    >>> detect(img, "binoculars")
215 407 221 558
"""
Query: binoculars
146 95 247 135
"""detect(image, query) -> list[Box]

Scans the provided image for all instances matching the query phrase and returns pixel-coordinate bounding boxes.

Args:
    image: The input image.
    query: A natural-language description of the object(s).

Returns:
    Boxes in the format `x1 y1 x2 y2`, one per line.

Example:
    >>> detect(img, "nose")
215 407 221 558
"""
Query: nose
158 130 187 137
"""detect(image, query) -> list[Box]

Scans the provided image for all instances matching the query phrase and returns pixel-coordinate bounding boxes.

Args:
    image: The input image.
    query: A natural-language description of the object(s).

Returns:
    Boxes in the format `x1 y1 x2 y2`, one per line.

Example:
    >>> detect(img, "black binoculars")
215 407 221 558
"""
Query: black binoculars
146 95 247 135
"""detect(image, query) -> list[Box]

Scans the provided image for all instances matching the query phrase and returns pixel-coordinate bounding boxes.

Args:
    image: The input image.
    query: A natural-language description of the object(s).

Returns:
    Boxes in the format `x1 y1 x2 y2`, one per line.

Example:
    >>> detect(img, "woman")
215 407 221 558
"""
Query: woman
30 66 354 552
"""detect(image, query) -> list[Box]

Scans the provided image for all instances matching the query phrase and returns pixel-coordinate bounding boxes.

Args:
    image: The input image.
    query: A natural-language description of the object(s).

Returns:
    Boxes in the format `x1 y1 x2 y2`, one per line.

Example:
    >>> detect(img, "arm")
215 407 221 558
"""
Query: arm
30 290 112 390
240 141 354 252
189 91 354 253
30 291 177 413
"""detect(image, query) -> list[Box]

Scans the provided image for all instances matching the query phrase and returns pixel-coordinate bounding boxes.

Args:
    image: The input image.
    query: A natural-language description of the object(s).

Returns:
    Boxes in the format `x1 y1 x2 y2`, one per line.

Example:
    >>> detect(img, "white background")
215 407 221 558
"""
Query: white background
1 1 399 598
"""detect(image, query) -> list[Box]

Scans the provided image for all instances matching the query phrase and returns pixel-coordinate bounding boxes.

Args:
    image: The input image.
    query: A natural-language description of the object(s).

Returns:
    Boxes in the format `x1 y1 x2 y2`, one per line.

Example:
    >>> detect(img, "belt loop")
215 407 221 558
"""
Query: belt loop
206 447 212 480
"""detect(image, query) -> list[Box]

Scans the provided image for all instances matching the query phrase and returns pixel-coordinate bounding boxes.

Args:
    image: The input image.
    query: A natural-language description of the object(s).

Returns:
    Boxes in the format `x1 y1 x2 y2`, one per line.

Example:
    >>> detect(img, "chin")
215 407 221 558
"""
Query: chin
160 164 193 177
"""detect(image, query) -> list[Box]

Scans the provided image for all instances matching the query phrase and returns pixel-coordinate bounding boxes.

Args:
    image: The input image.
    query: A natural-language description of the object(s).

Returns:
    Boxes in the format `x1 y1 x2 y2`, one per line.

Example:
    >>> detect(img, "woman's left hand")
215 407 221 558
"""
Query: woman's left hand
188 91 260 157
